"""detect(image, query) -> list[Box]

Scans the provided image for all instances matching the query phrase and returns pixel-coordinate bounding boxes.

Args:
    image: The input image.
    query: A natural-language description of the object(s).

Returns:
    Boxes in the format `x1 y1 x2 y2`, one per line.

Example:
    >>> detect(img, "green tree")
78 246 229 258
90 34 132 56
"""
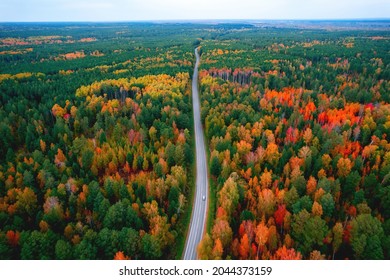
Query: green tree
210 155 221 177
74 230 98 259
343 171 361 200
350 214 384 259
55 239 73 260
119 227 140 259
320 193 335 218
291 210 328 256
103 200 142 230
20 230 57 259
141 234 162 259
81 149 94 171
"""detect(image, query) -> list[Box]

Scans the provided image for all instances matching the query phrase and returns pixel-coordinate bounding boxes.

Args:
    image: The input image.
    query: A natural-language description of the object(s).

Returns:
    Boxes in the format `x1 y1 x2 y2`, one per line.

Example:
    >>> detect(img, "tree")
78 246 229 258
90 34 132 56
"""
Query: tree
274 204 287 229
198 233 213 260
218 177 239 219
210 155 221 177
168 187 180 217
272 246 302 260
320 193 335 218
311 201 323 217
74 230 98 259
141 234 162 259
337 157 352 177
362 236 384 260
306 176 317 196
114 251 130 260
81 149 94 171
258 189 276 218
16 187 38 218
97 228 120 259
260 169 272 189
265 143 280 166
292 195 313 214
103 200 142 230
291 210 328 256
212 238 223 260
255 221 269 258
379 185 390 219
149 215 174 250
238 234 250 259
212 219 233 249
344 171 361 200
55 240 73 260
309 250 326 260
284 187 299 209
332 222 343 259
6 230 20 247
350 214 384 259
119 227 140 259
20 230 57 259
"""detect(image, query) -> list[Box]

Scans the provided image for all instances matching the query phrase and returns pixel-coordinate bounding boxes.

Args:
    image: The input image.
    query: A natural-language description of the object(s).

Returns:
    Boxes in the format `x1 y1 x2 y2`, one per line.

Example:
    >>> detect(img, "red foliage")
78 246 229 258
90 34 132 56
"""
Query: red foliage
365 103 374 111
6 230 20 246
274 204 287 227
343 224 352 243
347 205 357 217
285 127 299 144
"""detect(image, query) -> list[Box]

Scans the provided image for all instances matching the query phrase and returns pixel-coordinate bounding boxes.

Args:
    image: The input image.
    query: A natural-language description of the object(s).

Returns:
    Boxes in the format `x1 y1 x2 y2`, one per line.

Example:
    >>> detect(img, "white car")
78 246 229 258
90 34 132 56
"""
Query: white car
202 195 206 201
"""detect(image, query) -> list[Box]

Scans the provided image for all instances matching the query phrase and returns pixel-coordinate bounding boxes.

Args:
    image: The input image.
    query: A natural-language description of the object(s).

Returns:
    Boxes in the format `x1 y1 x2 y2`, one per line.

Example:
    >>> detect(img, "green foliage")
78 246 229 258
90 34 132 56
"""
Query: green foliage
103 200 142 230
210 155 221 177
350 214 384 259
291 210 328 256
55 240 73 260
1 21 389 260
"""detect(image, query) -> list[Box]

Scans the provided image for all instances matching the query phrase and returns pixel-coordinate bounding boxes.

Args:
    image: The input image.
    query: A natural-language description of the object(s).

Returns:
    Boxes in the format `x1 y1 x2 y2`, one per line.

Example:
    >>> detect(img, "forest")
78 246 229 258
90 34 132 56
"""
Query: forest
0 21 389 260
197 26 390 259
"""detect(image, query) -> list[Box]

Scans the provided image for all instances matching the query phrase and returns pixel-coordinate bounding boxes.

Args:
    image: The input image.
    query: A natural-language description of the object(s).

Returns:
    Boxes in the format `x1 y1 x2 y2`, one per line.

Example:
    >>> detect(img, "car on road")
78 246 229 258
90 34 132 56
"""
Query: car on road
202 195 206 201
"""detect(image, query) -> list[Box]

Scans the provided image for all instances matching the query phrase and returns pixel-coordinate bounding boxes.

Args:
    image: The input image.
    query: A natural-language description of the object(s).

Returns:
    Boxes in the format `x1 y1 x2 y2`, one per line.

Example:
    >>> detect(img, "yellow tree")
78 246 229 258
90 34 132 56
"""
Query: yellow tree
337 157 352 177
197 234 213 260
255 221 269 259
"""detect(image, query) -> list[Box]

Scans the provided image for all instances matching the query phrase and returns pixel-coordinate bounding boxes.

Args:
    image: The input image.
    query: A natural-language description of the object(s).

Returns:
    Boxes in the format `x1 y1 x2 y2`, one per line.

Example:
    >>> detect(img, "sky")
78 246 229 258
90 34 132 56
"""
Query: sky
0 0 389 22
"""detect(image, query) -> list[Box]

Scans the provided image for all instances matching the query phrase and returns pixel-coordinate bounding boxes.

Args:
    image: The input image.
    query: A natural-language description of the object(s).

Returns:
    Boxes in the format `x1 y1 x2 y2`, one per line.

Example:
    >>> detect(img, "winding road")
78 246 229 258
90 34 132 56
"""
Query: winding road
183 48 208 260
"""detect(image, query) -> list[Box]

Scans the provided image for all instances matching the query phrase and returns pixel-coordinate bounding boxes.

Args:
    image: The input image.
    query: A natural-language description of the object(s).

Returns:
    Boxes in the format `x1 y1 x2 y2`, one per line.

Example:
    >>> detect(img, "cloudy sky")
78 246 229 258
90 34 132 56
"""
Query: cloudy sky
0 0 389 22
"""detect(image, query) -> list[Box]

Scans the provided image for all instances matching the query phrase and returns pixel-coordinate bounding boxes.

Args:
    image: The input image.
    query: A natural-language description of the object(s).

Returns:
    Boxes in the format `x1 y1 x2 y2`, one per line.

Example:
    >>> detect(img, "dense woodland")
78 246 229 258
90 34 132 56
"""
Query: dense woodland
0 22 389 259
197 27 390 259
0 23 201 259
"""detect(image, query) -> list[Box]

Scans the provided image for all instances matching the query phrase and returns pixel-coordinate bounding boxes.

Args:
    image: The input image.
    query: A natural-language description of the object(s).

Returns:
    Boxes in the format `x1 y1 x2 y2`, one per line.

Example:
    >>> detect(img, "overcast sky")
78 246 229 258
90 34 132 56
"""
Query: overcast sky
0 0 389 22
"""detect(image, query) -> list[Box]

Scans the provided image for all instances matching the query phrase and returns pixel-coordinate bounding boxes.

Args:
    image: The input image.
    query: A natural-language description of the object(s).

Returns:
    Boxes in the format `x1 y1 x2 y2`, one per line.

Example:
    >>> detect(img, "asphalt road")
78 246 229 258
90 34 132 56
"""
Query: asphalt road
183 48 208 260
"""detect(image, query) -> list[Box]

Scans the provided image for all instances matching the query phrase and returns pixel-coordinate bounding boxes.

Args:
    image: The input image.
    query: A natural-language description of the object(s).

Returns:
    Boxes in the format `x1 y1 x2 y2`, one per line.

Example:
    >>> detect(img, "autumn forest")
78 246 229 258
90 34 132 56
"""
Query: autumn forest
0 21 389 260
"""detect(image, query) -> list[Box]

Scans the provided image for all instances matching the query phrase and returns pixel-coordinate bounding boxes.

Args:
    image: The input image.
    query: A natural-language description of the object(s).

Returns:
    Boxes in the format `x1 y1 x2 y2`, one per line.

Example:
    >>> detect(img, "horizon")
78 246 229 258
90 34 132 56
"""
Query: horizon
1 18 390 24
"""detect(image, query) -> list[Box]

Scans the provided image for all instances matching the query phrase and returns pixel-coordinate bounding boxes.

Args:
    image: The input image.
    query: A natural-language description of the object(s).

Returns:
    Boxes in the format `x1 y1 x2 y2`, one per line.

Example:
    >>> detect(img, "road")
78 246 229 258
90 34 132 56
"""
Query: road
183 48 208 260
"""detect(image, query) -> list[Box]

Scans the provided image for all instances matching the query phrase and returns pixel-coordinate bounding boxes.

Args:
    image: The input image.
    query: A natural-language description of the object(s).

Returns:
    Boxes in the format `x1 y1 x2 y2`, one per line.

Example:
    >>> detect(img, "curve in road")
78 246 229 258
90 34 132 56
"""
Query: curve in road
183 48 208 260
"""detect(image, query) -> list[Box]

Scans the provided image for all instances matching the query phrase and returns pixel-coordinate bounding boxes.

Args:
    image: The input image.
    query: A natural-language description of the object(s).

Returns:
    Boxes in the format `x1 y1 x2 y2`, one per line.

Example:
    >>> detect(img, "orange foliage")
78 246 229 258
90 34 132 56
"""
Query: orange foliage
264 87 303 107
51 104 67 118
272 246 302 260
6 230 20 246
212 238 224 259
238 234 250 259
114 251 130 260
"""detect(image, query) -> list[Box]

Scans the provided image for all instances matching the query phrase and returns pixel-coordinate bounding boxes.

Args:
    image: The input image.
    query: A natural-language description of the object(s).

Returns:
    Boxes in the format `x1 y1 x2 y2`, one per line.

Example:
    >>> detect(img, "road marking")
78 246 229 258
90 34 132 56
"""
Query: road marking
183 48 208 260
